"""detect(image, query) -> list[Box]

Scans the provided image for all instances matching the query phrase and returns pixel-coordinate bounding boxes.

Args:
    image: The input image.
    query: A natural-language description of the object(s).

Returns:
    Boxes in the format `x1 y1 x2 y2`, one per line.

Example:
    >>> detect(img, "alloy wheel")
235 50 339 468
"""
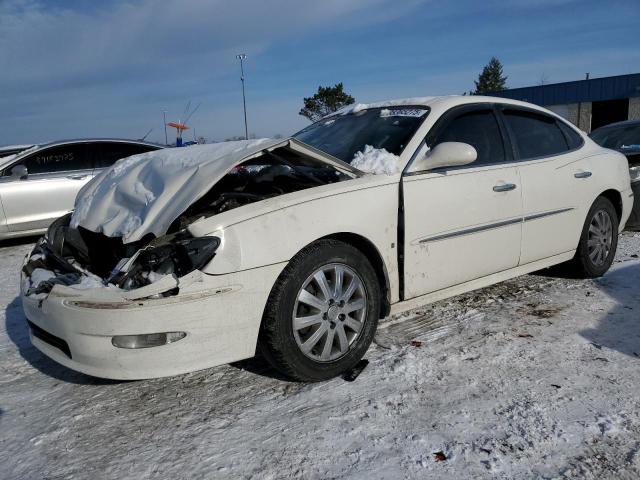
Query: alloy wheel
292 263 367 362
587 209 613 266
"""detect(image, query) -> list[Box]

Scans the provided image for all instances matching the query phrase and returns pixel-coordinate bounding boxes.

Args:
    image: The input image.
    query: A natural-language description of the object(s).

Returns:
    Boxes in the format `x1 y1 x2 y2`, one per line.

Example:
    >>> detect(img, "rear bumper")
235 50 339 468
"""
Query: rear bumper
21 261 286 380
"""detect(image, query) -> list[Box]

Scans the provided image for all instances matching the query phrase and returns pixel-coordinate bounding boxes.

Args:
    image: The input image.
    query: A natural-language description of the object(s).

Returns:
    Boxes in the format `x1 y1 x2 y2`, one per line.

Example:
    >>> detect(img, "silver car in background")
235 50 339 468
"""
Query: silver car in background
0 139 163 240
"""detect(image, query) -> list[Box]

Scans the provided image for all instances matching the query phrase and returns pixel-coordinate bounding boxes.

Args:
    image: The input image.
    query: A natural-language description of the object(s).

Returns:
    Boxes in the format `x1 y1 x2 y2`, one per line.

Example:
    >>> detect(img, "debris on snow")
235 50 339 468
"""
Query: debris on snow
516 333 534 339
433 451 448 462
342 359 369 382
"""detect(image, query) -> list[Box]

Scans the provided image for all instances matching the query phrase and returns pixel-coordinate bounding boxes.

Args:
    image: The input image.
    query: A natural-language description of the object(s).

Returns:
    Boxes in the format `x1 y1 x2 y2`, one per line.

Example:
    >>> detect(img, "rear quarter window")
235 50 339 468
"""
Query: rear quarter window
557 121 584 150
503 109 569 159
19 144 90 174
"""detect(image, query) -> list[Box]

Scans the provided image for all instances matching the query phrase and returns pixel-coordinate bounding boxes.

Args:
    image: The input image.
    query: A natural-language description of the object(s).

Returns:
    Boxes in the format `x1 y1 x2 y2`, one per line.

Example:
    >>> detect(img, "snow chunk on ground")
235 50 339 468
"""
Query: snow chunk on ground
351 145 401 175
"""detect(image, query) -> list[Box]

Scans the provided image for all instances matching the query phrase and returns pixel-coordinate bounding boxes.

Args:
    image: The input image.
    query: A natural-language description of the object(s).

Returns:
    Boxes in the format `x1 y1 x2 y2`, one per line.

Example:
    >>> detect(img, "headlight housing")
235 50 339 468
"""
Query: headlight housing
630 165 640 183
114 234 220 290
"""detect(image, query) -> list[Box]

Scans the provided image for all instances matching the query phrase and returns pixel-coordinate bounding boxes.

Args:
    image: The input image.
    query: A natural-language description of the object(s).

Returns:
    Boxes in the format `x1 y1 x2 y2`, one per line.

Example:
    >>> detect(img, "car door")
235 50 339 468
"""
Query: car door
498 107 589 265
0 143 94 233
402 104 523 299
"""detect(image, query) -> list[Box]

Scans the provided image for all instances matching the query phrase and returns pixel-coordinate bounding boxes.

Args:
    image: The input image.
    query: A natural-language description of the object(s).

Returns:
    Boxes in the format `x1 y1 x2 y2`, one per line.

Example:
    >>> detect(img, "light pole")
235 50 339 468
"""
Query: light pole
236 53 249 140
162 110 168 145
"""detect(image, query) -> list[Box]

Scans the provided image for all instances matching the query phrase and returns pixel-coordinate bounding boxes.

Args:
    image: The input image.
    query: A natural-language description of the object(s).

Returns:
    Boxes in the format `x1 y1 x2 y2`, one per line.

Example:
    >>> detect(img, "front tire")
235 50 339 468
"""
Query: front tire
571 196 619 278
259 239 381 381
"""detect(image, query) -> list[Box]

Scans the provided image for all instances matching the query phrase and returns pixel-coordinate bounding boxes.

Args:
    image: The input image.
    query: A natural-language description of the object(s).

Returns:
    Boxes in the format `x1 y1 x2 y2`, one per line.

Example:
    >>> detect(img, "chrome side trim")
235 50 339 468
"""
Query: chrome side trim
418 207 575 244
523 207 575 222
418 218 522 243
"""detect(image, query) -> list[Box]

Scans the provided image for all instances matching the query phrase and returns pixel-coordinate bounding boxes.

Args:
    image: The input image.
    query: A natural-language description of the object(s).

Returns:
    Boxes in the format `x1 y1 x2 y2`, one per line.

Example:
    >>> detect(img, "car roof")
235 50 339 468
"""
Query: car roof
334 94 554 115
32 138 165 149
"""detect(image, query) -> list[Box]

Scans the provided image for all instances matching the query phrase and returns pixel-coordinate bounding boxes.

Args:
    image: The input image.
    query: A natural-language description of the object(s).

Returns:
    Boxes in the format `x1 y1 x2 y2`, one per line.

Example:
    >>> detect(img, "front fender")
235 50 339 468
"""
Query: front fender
192 180 401 303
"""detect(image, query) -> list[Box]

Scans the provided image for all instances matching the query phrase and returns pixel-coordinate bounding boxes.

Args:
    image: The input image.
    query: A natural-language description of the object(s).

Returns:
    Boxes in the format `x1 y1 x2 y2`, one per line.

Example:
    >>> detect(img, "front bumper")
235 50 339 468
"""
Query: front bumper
21 250 286 380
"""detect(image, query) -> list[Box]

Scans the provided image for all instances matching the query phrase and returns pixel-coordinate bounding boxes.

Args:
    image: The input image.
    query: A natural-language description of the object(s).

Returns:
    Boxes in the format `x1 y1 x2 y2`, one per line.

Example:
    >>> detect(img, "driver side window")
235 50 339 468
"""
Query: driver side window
432 109 506 166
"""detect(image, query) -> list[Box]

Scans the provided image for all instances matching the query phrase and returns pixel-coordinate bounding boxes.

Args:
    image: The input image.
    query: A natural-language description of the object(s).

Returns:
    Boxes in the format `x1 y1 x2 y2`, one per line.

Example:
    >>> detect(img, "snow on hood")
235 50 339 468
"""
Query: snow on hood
70 139 281 243
351 145 401 175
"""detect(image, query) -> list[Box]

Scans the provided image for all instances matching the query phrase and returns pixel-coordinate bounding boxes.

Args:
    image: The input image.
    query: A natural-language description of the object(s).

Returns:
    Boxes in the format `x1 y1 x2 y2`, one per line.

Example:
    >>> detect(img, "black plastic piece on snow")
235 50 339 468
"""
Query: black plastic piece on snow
342 359 369 382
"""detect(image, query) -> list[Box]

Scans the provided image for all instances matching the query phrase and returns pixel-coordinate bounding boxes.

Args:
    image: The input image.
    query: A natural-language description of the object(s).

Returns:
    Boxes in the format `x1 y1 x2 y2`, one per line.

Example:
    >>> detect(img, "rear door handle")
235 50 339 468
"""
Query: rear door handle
493 183 517 192
574 171 592 179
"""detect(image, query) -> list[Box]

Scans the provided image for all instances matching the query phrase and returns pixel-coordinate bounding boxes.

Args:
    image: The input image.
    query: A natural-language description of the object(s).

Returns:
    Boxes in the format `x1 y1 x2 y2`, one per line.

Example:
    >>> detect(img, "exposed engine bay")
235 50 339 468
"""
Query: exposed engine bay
22 147 349 297
171 148 348 230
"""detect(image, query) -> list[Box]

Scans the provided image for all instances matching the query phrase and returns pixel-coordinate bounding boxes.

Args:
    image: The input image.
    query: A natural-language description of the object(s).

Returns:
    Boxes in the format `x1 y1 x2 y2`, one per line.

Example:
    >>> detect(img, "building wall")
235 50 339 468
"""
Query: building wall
576 102 592 132
548 102 592 132
630 97 640 121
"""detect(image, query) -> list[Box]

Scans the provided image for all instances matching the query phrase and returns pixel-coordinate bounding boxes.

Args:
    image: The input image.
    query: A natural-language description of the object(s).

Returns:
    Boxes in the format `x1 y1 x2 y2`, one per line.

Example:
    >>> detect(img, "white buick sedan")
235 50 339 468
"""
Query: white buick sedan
21 96 633 381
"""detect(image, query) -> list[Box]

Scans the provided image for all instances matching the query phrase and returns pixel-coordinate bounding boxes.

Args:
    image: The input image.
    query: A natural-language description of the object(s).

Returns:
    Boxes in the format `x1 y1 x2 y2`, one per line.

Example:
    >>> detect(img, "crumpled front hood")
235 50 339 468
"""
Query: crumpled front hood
70 138 359 244
71 138 281 243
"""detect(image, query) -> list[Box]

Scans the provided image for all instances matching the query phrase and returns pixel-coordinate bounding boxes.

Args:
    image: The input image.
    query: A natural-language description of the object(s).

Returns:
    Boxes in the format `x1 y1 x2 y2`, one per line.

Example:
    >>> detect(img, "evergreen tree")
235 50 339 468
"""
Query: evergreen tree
473 57 508 94
299 83 355 122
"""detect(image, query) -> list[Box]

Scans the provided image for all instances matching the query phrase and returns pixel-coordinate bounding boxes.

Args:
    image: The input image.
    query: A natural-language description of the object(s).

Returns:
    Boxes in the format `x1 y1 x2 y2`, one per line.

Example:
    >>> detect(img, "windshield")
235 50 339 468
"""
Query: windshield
590 123 640 152
293 106 429 164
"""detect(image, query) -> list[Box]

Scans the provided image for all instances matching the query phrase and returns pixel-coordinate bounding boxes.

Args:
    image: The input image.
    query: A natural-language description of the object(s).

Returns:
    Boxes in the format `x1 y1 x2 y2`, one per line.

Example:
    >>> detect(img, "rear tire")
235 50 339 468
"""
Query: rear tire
570 196 618 278
259 239 381 382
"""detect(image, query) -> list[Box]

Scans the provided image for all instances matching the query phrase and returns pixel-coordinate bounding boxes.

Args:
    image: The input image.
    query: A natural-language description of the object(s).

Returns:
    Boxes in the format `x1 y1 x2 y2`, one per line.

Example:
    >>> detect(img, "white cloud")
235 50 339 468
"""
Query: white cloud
0 0 425 93
0 0 430 143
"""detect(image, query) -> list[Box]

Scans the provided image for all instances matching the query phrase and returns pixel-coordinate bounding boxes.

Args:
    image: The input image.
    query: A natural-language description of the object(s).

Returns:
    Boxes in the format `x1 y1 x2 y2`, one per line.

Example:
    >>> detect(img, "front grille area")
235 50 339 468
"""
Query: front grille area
27 320 72 359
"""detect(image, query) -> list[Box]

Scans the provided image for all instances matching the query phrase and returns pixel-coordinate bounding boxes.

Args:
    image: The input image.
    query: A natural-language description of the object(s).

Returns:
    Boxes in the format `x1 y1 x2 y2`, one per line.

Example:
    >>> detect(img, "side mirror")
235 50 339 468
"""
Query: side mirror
408 142 477 173
11 164 28 180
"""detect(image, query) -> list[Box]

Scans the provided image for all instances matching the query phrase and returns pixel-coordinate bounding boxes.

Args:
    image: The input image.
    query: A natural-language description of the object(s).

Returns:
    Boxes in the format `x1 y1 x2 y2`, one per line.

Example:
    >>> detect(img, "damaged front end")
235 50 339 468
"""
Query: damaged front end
22 139 354 300
22 214 221 299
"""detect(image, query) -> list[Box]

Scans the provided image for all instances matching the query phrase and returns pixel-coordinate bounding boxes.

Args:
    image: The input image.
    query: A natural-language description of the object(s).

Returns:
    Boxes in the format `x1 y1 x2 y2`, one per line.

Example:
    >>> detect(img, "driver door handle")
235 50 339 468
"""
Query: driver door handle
574 171 592 179
493 183 517 192
67 174 88 180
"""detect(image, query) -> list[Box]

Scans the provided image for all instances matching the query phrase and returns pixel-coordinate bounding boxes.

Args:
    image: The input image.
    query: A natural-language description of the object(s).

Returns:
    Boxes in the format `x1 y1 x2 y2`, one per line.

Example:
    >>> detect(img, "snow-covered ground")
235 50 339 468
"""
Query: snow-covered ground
1 233 639 479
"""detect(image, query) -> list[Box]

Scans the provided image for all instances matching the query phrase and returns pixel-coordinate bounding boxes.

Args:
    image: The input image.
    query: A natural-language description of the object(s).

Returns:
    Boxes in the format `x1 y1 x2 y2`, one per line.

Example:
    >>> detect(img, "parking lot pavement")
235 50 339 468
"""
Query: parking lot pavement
1 233 640 479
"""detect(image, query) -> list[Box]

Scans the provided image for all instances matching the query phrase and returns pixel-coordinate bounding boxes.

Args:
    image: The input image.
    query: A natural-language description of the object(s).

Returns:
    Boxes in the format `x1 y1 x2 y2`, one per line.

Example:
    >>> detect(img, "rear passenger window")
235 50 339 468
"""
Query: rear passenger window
433 110 505 165
20 144 90 174
503 109 569 159
91 142 157 169
557 121 584 150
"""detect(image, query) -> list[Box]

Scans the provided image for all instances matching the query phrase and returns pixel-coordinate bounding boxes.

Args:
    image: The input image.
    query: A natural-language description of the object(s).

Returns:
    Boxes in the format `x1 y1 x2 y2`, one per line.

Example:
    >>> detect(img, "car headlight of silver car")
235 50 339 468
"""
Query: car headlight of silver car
114 235 221 289
630 165 640 183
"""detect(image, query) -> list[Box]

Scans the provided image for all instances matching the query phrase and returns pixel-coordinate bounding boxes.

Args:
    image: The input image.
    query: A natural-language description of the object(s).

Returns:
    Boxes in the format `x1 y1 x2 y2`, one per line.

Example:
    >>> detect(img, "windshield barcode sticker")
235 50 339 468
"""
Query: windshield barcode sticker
380 108 428 118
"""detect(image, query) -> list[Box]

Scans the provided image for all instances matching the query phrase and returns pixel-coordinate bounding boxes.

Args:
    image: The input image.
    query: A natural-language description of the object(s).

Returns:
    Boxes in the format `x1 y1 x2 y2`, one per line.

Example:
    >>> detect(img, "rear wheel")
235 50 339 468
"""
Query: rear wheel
259 239 381 381
570 196 618 278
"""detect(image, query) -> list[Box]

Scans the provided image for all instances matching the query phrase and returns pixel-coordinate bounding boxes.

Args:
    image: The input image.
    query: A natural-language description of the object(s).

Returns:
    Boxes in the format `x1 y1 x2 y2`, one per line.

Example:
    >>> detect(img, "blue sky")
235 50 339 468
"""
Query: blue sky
1 0 638 145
